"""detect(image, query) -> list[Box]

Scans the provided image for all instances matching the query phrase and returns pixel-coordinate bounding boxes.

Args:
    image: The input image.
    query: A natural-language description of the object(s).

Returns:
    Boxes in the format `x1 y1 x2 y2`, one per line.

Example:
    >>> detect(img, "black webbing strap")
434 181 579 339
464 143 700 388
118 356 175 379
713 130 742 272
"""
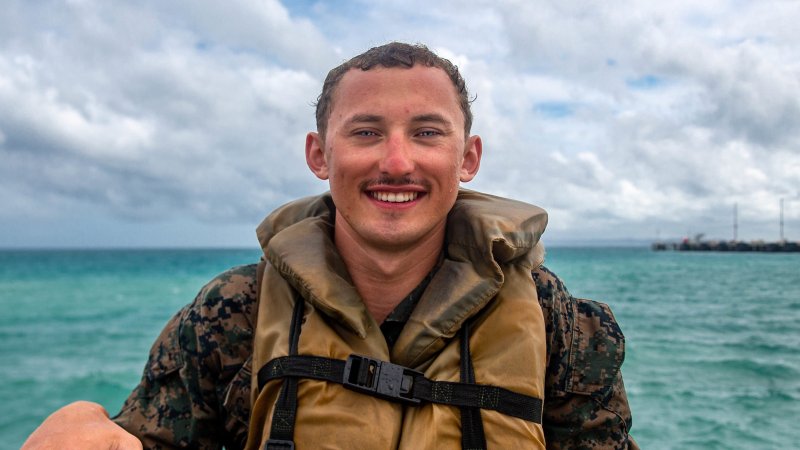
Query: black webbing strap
459 320 487 450
257 354 543 424
264 299 305 450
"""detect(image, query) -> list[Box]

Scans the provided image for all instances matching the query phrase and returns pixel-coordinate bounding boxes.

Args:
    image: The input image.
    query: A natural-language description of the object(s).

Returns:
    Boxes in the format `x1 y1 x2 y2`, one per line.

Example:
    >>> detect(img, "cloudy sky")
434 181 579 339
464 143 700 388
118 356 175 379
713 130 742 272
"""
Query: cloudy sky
1 0 798 248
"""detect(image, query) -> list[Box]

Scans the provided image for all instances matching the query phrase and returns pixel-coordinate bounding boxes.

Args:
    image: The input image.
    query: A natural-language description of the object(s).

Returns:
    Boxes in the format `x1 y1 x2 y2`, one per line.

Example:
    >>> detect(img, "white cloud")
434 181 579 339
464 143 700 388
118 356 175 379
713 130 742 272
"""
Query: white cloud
1 0 798 247
0 0 326 230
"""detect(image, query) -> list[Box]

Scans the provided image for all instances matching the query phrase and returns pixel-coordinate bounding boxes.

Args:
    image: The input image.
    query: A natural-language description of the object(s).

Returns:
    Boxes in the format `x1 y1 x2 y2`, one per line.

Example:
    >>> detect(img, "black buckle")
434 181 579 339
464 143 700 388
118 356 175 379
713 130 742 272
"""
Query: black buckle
264 439 295 449
342 354 422 404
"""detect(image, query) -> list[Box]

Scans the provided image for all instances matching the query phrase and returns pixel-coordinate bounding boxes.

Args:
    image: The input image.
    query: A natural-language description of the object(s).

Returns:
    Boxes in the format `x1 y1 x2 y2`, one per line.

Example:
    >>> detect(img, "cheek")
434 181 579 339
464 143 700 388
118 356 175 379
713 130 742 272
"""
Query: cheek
327 155 358 196
447 159 463 180
423 151 461 173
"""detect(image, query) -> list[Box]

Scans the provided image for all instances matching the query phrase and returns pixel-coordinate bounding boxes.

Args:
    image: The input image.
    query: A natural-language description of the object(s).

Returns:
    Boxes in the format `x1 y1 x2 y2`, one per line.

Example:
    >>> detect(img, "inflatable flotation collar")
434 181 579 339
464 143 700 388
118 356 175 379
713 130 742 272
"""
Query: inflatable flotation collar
245 190 549 450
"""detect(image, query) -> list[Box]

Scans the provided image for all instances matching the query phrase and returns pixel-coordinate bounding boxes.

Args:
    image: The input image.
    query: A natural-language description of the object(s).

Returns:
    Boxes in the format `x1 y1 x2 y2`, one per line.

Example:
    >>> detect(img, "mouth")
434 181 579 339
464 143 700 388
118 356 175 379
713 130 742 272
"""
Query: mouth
369 191 421 203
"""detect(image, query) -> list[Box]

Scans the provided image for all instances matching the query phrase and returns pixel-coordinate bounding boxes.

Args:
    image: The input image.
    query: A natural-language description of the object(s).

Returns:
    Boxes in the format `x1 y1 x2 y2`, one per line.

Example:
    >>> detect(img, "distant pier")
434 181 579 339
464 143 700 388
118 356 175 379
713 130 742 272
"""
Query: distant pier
652 239 800 252
653 200 797 252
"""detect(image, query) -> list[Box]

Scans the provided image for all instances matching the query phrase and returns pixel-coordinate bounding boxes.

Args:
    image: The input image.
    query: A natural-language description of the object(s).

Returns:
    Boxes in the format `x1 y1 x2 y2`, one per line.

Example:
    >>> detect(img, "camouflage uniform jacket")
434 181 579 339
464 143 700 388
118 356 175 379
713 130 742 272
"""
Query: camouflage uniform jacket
113 264 638 449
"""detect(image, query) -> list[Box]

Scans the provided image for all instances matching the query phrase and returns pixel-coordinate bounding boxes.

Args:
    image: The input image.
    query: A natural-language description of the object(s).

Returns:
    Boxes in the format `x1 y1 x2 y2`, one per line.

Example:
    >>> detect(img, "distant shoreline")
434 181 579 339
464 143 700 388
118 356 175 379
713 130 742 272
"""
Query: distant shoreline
653 240 800 252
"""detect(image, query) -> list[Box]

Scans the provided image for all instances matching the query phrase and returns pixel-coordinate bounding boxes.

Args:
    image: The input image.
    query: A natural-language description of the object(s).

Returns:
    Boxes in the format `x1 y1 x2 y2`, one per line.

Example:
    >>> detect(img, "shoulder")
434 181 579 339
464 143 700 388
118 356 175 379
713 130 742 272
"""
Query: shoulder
531 266 635 448
531 265 625 394
193 262 260 341
114 264 259 448
171 263 259 377
195 263 260 307
143 263 259 371
190 263 260 327
531 265 570 309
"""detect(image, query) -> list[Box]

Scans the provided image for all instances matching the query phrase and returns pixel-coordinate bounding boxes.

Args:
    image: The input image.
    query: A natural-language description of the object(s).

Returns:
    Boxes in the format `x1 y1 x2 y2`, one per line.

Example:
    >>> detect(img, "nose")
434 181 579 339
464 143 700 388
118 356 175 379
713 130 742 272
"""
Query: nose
378 134 414 176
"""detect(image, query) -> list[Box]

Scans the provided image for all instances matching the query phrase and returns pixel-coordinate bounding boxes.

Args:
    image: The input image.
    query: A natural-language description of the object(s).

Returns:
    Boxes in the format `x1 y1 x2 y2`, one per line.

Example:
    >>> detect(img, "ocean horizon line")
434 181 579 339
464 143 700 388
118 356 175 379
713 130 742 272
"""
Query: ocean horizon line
0 240 658 252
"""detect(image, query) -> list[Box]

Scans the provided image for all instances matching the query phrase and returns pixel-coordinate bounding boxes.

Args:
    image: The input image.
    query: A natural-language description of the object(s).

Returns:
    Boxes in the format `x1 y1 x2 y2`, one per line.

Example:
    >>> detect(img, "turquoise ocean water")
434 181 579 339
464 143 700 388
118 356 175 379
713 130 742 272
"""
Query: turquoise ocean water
1 247 798 449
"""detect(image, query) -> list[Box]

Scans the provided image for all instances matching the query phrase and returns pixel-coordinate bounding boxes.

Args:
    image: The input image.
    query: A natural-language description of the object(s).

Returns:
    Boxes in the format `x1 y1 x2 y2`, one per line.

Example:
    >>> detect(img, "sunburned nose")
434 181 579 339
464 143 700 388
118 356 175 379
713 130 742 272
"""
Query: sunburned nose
379 136 415 175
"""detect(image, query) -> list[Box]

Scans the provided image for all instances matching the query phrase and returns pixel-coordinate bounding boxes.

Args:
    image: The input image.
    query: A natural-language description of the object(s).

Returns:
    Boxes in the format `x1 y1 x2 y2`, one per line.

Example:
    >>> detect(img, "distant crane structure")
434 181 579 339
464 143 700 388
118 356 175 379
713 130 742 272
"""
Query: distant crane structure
733 198 790 242
653 198 797 252
780 198 784 242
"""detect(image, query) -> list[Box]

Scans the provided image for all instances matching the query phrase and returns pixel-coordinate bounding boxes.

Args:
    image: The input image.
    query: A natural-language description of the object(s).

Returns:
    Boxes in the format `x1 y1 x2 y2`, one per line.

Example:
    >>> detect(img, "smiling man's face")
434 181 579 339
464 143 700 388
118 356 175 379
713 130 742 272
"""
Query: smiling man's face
305 65 482 252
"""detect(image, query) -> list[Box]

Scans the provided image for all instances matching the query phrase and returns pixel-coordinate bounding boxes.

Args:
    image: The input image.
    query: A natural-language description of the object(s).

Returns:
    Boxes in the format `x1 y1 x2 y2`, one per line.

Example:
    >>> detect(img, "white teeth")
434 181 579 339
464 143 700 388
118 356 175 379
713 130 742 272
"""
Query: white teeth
371 192 419 203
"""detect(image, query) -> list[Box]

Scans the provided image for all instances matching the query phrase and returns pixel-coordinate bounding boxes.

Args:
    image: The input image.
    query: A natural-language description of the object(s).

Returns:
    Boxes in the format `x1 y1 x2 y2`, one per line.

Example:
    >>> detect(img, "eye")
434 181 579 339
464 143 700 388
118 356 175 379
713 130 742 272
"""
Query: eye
354 129 379 137
417 129 441 137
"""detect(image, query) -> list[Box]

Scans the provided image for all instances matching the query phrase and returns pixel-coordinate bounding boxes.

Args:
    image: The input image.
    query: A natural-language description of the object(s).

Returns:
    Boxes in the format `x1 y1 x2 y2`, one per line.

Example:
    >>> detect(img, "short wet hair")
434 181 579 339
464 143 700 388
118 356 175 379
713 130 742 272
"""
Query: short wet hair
315 42 472 138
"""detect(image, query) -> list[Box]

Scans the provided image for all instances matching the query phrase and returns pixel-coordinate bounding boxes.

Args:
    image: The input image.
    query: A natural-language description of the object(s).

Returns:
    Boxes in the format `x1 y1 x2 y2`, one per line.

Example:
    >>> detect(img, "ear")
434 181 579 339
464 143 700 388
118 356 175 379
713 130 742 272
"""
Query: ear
459 135 482 182
305 132 329 180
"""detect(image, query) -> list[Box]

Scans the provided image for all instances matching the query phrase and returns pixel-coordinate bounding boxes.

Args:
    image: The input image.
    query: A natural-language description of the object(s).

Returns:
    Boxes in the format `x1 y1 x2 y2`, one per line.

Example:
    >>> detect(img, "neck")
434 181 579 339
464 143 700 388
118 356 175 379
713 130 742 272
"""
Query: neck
335 216 445 324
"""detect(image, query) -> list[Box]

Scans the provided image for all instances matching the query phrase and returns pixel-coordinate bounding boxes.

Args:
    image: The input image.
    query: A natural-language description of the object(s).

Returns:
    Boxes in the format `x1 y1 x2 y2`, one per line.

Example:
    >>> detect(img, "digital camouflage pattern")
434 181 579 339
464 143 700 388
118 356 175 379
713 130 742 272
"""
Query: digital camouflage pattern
533 267 638 449
113 264 637 449
113 265 258 449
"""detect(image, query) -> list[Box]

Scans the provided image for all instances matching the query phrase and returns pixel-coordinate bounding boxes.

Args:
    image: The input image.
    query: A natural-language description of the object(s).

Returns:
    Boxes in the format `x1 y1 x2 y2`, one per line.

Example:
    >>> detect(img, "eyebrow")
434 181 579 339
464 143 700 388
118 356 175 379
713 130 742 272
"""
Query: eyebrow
343 113 454 128
410 113 451 127
343 114 383 126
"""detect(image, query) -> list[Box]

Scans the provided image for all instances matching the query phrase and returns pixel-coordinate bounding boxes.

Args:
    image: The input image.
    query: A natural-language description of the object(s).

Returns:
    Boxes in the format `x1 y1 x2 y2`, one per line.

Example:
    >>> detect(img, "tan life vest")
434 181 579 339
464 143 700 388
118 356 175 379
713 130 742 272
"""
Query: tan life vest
245 190 550 450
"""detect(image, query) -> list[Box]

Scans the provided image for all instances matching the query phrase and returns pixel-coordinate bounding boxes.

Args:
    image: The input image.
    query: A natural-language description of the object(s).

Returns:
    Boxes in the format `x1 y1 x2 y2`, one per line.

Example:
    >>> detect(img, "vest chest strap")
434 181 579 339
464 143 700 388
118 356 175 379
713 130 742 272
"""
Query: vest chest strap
257 353 543 424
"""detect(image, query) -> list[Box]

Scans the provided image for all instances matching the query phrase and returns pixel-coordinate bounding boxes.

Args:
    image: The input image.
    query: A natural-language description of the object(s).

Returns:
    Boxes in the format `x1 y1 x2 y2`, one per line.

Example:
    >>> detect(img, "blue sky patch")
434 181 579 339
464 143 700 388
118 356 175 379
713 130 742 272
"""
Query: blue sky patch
283 0 323 18
626 74 664 89
535 101 574 118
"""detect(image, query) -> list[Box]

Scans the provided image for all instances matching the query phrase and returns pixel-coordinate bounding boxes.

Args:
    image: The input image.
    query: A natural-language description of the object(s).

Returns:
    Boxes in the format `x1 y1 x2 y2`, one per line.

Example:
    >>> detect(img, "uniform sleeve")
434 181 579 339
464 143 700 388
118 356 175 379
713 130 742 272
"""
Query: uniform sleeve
533 266 639 450
112 264 258 450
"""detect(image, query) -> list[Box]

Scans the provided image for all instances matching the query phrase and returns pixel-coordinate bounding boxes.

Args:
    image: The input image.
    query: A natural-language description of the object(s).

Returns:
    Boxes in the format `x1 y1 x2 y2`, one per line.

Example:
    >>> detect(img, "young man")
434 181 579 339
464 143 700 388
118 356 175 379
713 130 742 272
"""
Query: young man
23 43 637 449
